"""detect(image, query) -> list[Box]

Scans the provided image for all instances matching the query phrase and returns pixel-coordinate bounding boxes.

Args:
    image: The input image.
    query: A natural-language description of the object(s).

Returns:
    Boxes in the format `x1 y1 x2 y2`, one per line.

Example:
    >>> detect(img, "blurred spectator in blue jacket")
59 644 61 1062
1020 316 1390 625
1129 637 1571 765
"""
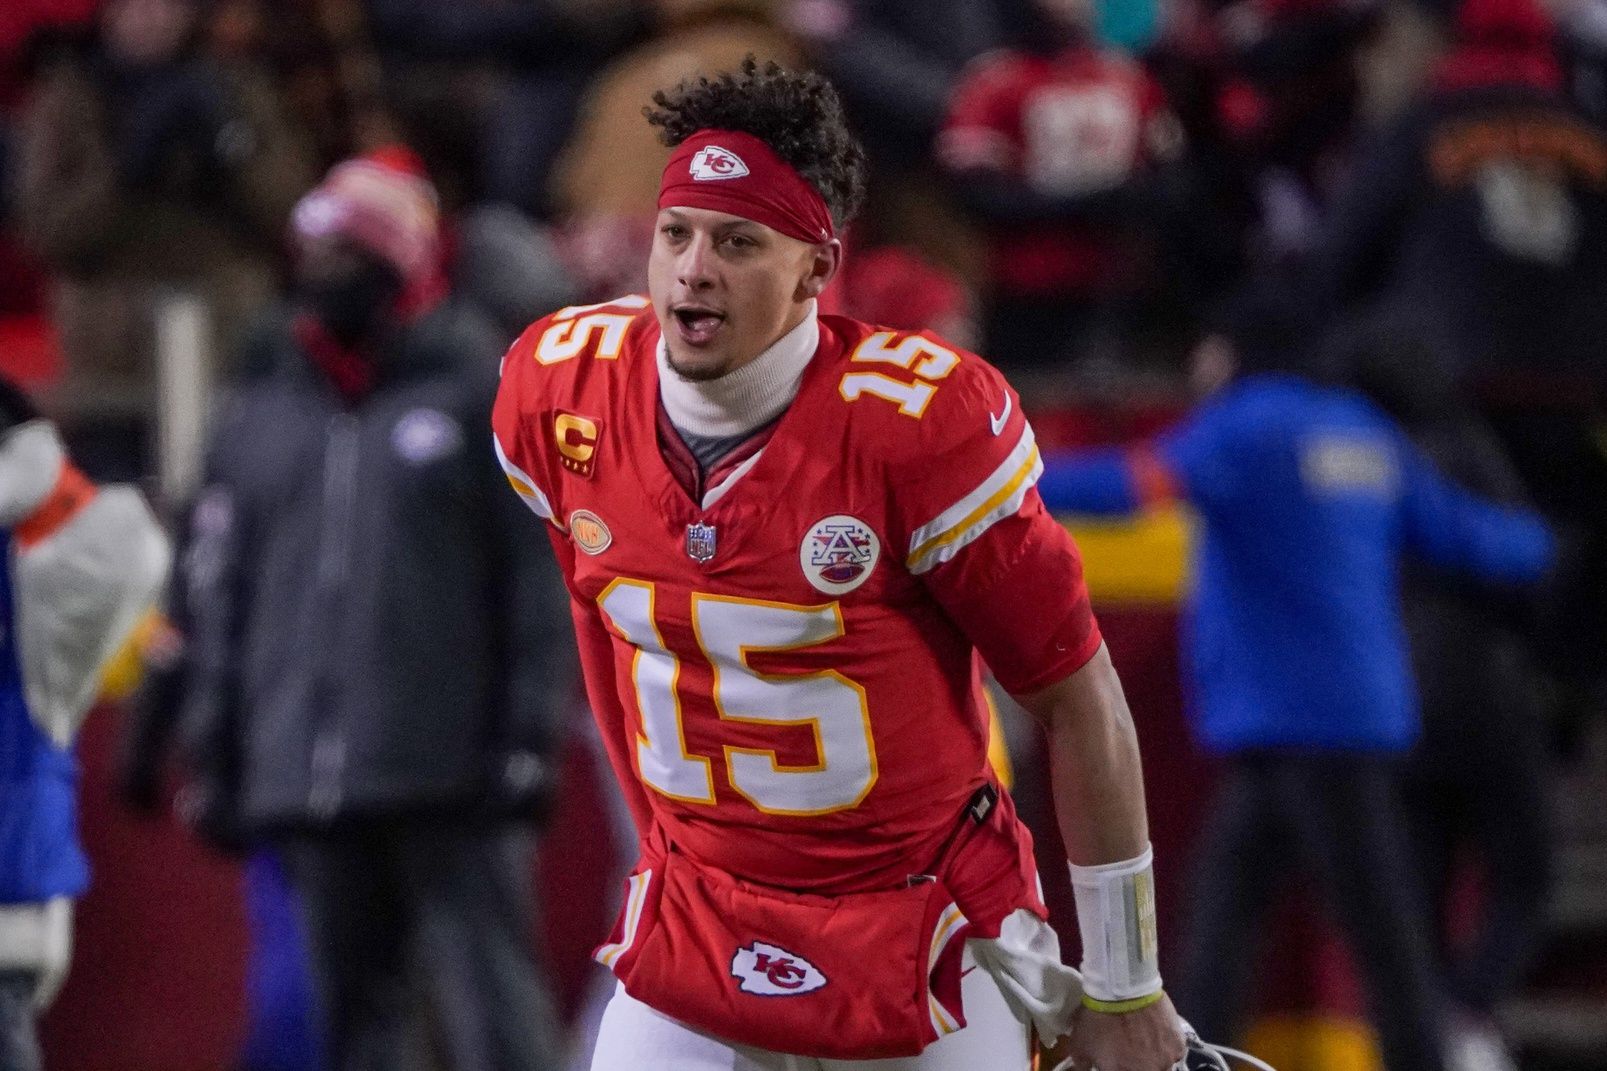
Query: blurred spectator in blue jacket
1036 280 1554 1071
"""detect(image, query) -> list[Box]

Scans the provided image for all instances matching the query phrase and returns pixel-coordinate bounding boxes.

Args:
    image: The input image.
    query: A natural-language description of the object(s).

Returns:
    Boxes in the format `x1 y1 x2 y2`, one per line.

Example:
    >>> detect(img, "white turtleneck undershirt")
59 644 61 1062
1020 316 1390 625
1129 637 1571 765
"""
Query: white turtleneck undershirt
657 301 819 451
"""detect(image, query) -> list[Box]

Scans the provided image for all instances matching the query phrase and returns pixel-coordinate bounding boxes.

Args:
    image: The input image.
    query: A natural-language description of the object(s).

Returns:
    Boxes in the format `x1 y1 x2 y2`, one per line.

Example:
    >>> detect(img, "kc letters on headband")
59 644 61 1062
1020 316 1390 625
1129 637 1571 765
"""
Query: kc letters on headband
659 129 834 244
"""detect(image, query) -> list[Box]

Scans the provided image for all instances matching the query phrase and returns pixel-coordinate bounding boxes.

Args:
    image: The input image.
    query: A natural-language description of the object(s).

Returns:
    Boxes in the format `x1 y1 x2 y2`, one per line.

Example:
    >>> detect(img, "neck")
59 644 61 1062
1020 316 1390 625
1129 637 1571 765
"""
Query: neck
658 302 819 438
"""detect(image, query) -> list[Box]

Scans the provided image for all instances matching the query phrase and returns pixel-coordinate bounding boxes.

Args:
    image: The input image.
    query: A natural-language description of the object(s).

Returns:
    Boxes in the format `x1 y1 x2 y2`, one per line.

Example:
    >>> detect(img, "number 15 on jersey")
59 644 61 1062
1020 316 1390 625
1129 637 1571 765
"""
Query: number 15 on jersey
597 579 880 818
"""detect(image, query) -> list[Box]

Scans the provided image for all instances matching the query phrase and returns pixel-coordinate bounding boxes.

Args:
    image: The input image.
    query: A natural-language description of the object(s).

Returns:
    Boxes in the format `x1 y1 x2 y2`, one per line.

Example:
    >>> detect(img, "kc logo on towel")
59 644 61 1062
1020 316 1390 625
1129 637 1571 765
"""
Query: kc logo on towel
730 942 827 996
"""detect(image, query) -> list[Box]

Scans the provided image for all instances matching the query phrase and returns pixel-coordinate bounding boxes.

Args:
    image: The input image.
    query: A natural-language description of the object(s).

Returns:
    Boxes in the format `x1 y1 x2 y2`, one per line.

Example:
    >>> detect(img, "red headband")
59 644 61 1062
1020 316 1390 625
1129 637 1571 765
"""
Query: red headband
658 129 834 244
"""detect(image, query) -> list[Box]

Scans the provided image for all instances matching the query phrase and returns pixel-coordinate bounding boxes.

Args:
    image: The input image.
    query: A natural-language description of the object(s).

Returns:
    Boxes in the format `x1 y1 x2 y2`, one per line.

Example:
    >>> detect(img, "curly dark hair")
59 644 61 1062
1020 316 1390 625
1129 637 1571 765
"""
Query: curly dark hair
645 57 869 231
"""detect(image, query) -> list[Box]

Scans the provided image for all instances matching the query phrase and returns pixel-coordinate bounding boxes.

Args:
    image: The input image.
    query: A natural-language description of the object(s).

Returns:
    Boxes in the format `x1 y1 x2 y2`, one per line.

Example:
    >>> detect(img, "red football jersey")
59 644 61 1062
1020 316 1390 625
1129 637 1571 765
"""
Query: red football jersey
491 297 1102 923
938 46 1178 297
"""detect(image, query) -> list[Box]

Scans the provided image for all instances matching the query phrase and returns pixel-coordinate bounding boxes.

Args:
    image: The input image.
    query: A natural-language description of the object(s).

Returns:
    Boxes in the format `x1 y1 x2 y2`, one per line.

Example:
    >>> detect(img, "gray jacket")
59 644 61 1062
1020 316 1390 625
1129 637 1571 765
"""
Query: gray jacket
181 300 572 835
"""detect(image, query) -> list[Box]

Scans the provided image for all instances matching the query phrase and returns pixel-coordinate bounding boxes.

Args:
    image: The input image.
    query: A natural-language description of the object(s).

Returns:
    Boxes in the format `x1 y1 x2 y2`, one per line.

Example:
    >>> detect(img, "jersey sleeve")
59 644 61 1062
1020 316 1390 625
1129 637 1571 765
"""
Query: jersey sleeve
937 52 1023 174
491 317 562 528
889 353 1103 696
559 527 655 844
490 295 652 530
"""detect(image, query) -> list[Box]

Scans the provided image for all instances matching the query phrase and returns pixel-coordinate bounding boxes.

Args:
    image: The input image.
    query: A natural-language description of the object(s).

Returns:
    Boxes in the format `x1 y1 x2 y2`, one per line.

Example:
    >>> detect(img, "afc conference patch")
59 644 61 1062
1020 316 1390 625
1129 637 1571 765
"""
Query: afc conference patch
800 515 880 596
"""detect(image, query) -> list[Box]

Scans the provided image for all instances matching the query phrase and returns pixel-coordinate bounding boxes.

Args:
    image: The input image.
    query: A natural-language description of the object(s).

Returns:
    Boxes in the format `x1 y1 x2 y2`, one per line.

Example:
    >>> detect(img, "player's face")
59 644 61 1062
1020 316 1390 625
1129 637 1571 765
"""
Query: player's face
650 206 838 381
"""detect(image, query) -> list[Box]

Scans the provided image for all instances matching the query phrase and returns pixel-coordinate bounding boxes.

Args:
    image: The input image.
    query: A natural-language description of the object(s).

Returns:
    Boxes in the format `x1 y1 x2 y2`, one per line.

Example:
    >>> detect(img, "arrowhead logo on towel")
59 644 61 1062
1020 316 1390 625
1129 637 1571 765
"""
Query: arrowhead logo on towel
730 942 827 996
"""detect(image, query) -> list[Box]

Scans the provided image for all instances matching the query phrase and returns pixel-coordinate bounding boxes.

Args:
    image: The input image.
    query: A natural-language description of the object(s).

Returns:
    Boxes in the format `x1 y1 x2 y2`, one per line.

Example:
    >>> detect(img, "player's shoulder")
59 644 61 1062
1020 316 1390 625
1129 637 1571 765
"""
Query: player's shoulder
822 314 1020 466
498 294 657 393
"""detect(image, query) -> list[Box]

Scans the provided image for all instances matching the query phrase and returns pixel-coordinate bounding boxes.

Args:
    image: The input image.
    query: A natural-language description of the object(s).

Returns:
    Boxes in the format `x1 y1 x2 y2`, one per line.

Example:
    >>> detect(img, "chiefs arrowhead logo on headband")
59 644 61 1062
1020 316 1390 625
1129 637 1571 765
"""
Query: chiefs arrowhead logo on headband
689 145 750 181
661 129 834 244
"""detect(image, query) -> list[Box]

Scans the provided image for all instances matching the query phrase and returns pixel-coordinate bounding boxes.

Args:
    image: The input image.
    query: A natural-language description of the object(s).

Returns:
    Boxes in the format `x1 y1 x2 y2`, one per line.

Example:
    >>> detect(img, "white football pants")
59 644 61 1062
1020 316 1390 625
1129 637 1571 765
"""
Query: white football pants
589 944 1032 1071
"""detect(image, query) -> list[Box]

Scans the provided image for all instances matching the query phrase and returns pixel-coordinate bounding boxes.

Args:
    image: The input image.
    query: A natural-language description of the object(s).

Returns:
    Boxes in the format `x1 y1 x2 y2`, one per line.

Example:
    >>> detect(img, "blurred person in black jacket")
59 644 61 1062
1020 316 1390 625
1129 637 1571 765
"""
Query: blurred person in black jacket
1315 0 1607 381
1313 0 1607 735
15 0 314 431
177 148 571 1071
1337 312 1554 1071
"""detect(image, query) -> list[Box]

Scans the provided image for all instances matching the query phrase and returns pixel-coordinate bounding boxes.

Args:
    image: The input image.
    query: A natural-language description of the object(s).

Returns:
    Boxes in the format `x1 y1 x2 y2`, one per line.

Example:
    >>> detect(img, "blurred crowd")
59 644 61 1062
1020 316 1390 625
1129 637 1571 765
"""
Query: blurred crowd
2 0 1607 1069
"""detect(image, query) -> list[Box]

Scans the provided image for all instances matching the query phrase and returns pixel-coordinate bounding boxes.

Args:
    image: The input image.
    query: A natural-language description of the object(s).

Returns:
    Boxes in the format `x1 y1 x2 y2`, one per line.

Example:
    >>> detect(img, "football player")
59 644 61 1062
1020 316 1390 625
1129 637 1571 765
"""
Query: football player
493 59 1187 1071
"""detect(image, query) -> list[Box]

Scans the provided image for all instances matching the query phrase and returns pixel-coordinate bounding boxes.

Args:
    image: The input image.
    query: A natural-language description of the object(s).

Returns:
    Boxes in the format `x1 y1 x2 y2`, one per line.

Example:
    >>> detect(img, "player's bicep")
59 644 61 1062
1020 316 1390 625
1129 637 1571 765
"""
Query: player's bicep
920 489 1104 696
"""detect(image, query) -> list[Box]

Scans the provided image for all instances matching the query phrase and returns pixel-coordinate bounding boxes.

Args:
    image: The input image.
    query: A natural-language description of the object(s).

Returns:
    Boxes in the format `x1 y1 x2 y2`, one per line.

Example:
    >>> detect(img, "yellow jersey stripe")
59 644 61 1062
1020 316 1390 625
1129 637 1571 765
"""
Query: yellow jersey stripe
907 446 1041 574
907 421 1036 555
492 432 555 523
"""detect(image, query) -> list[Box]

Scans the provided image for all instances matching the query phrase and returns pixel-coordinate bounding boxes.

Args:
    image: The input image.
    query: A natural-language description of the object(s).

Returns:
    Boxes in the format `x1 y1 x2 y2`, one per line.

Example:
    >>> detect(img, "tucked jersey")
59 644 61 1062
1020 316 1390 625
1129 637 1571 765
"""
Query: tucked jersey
492 298 1101 912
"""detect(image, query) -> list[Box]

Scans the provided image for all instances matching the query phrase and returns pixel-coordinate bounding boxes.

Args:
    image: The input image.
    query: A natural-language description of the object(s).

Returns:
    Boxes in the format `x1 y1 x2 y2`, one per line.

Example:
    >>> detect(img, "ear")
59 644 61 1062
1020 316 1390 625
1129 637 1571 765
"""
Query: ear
795 239 843 301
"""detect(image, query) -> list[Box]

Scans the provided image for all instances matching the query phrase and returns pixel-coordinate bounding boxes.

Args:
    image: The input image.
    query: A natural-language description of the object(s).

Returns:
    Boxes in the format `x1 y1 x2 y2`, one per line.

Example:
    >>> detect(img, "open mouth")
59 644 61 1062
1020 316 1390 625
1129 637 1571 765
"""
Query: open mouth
672 305 726 346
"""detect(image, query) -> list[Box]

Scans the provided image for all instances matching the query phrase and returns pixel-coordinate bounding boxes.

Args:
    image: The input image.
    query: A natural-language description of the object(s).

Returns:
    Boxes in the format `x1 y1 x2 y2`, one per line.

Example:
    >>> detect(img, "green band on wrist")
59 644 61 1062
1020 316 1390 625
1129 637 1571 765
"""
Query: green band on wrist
1081 990 1165 1015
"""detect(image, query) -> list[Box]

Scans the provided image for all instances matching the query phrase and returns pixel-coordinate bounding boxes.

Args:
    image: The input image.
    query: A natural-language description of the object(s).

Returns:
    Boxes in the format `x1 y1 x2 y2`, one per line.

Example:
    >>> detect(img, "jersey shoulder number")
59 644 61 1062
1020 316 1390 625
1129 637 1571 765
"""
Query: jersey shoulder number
494 296 652 527
500 294 653 377
832 320 1020 457
826 320 1038 575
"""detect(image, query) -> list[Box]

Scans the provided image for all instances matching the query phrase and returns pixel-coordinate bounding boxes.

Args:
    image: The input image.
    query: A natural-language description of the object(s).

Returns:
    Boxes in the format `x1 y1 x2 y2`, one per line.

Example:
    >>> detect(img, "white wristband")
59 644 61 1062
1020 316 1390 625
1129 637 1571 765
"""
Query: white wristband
1068 844 1162 1002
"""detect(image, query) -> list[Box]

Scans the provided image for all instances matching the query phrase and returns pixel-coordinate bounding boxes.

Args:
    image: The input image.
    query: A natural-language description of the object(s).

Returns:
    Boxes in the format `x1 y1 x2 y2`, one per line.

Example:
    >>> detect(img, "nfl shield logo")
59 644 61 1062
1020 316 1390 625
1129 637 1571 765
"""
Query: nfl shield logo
686 522 718 563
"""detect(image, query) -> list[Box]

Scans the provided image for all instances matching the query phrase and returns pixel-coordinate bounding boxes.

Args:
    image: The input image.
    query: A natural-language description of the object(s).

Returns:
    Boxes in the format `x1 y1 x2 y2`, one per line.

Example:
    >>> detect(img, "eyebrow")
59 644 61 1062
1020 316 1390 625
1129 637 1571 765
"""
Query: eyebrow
660 209 765 236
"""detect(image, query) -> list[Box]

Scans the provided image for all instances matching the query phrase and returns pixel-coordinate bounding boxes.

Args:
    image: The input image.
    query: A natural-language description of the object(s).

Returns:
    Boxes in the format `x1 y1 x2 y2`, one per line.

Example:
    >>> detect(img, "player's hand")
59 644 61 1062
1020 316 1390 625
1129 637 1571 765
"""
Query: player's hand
1065 992 1187 1071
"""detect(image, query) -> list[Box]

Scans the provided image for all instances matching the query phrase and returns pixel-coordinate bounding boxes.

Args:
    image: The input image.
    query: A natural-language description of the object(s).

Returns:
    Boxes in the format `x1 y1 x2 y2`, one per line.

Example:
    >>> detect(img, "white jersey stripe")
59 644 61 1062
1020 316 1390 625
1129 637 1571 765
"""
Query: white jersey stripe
492 431 557 525
594 869 654 968
906 448 1041 575
906 421 1036 557
906 423 1041 575
701 448 766 509
925 903 970 1037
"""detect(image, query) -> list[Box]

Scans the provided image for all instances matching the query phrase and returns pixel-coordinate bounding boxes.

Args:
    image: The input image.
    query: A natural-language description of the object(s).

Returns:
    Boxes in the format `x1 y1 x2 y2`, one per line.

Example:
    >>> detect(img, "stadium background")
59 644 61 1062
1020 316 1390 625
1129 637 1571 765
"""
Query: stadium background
1 0 1605 1069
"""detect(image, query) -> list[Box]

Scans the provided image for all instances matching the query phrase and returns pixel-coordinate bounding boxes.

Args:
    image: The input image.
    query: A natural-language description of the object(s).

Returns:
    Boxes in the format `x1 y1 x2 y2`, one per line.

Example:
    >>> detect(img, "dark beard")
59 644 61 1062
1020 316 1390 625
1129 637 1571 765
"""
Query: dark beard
664 349 735 383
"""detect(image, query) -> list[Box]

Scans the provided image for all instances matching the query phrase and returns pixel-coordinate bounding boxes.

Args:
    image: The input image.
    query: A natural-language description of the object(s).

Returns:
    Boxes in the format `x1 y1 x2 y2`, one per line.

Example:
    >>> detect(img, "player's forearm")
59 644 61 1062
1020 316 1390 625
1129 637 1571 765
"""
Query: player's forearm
1027 643 1151 865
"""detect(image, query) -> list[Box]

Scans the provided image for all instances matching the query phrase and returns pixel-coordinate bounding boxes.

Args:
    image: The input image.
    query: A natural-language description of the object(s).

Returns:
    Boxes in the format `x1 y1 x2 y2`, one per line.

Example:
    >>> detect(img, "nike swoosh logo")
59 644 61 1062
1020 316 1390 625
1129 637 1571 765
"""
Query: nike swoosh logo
989 395 1012 436
960 965 978 979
